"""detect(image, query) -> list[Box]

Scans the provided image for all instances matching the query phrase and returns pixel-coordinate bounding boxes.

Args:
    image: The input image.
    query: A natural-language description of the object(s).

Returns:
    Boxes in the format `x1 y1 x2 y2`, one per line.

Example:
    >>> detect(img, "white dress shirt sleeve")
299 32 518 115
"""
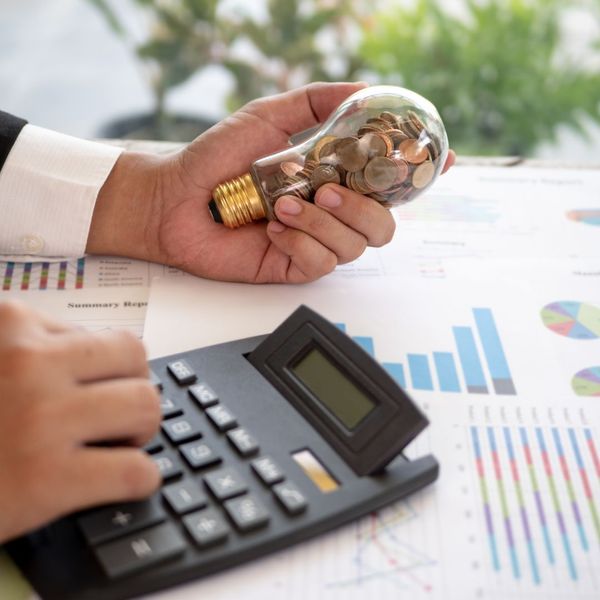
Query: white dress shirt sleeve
0 124 123 261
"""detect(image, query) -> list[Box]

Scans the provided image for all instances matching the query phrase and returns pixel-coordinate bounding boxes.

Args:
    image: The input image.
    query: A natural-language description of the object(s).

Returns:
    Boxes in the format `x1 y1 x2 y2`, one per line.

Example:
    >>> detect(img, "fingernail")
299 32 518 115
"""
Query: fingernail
316 189 342 208
277 196 302 215
268 220 286 233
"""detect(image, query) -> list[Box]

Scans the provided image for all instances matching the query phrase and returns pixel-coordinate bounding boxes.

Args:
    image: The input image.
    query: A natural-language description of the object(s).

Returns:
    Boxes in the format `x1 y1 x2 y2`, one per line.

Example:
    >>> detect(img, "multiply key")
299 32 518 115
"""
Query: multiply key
203 467 247 501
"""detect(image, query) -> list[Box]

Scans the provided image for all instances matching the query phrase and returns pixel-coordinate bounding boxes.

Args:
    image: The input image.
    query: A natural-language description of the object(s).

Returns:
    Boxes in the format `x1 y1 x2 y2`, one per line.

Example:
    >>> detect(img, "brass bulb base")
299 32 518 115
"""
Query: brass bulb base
210 173 267 229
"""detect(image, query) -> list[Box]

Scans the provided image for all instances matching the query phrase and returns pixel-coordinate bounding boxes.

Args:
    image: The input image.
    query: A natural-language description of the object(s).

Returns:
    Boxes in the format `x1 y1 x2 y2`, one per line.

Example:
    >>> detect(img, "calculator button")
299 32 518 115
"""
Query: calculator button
251 456 285 486
143 434 163 454
224 495 270 532
272 481 308 515
180 440 221 469
205 404 237 432
162 479 208 515
152 452 183 481
78 498 166 546
94 522 187 579
203 467 248 501
188 383 219 408
161 416 202 444
227 428 259 457
183 508 230 548
167 359 197 385
159 397 182 419
149 369 163 390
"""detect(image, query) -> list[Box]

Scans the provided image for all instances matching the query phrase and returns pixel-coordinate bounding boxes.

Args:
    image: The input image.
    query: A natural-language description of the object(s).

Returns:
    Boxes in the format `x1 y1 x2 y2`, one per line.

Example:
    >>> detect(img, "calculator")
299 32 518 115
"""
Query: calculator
7 305 438 600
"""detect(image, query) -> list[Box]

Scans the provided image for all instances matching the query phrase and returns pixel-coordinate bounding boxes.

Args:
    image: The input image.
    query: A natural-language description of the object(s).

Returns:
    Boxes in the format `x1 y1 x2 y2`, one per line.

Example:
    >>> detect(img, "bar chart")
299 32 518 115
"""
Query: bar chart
470 422 600 588
2 258 85 291
339 307 516 396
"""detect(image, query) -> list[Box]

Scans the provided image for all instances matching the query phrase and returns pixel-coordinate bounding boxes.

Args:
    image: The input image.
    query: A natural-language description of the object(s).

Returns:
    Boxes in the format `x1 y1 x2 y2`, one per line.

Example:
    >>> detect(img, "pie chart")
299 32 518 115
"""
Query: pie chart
572 367 600 396
566 209 600 227
540 301 600 339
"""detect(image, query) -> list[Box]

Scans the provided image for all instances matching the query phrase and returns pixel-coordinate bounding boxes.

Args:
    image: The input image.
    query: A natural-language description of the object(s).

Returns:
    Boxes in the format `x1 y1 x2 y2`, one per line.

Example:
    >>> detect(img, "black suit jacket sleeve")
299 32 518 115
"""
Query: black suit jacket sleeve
0 111 28 171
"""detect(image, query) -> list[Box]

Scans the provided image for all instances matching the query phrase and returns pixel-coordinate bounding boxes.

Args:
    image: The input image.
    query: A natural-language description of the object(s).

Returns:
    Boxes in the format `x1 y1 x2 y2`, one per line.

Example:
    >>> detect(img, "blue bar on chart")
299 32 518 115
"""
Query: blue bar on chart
353 336 375 357
474 308 516 395
383 362 406 388
433 352 461 392
408 354 434 390
453 326 489 394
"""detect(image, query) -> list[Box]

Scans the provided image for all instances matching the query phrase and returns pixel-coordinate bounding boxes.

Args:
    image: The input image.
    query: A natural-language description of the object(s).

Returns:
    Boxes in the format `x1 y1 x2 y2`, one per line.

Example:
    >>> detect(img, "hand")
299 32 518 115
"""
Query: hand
0 301 161 543
88 82 455 283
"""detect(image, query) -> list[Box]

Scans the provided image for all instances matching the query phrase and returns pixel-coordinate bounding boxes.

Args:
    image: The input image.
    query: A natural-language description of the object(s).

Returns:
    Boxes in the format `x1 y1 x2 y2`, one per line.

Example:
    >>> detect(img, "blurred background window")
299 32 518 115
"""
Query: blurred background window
1 0 599 159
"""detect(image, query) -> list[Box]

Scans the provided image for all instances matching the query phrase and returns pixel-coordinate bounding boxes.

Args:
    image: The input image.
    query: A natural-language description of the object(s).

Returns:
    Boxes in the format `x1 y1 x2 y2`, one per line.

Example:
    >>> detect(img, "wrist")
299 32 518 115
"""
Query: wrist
86 151 166 261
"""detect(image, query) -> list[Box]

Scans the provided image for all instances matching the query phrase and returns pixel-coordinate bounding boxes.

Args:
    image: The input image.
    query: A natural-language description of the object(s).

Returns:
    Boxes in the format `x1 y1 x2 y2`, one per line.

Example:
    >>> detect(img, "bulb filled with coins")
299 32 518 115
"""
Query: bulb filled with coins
208 85 449 228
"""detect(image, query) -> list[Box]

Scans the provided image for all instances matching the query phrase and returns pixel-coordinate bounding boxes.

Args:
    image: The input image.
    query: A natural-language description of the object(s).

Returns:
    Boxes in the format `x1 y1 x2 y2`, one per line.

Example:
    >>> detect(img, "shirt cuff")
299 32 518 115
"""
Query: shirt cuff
0 124 123 260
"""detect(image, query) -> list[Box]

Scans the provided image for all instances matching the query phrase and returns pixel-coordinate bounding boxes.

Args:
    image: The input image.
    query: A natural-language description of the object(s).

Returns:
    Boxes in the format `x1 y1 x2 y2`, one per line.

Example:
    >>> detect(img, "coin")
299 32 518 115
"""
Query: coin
380 111 400 126
310 164 341 189
314 135 339 159
280 161 303 177
364 157 399 192
398 139 429 164
337 137 369 172
388 129 409 147
361 133 389 158
391 157 409 184
412 161 435 189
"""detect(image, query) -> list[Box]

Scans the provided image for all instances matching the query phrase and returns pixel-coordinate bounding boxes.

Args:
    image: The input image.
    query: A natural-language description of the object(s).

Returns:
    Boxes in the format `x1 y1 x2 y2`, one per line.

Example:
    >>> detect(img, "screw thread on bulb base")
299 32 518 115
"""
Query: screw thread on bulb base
210 173 267 228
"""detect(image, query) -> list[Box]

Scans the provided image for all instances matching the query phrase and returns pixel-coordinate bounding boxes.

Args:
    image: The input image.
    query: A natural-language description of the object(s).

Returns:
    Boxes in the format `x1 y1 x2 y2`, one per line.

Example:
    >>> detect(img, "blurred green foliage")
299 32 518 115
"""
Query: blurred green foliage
88 0 223 136
88 0 600 155
221 0 358 112
357 0 600 155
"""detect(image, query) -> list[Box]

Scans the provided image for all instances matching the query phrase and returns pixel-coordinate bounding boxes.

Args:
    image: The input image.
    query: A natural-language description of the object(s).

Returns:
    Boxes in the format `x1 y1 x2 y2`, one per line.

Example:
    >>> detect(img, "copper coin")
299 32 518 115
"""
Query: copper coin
280 161 303 177
353 169 372 194
314 135 339 158
360 132 388 158
408 110 426 133
391 157 409 183
310 164 341 190
380 111 399 126
398 139 429 164
363 157 399 192
337 137 369 172
388 129 409 147
412 161 435 189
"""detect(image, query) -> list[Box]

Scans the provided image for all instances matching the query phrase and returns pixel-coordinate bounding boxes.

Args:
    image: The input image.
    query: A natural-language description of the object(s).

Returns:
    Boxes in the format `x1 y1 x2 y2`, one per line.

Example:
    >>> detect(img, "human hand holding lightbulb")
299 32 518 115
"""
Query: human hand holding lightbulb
87 82 455 283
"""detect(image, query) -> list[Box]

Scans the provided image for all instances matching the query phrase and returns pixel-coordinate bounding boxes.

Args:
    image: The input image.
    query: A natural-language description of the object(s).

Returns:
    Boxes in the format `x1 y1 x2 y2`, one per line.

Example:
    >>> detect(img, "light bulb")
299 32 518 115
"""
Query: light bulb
208 85 449 228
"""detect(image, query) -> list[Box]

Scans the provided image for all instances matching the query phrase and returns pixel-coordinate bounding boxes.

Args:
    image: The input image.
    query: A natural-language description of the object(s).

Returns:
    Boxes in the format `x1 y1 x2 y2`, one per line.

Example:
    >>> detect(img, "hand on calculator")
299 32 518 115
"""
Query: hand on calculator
0 301 161 543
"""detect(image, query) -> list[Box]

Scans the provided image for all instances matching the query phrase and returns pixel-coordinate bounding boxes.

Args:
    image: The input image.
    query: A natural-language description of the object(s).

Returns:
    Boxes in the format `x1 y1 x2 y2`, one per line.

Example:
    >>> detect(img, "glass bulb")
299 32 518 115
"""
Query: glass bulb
208 85 449 228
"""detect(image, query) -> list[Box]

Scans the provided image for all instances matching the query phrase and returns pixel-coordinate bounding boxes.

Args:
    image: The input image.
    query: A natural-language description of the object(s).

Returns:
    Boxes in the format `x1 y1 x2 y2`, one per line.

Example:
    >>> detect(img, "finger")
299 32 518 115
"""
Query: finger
273 195 368 264
442 149 456 174
62 378 161 446
0 300 73 336
56 328 148 382
250 81 368 137
313 185 396 248
265 220 338 283
59 448 161 514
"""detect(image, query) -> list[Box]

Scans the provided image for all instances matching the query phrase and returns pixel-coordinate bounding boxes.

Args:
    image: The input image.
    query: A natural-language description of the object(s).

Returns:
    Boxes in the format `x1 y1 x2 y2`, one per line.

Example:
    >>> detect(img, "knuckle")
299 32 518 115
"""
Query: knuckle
121 453 161 498
0 299 30 324
115 330 147 368
131 381 161 429
2 342 42 377
370 213 396 247
310 252 337 280
307 207 332 232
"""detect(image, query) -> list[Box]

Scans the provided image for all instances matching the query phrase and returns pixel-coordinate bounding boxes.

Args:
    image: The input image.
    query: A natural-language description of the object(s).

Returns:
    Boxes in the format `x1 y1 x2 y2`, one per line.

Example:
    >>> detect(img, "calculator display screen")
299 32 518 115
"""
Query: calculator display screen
291 347 376 430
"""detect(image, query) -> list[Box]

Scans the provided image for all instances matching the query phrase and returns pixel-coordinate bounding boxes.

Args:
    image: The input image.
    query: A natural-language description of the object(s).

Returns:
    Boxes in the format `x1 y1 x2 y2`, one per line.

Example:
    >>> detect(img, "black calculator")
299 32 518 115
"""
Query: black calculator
7 305 438 600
